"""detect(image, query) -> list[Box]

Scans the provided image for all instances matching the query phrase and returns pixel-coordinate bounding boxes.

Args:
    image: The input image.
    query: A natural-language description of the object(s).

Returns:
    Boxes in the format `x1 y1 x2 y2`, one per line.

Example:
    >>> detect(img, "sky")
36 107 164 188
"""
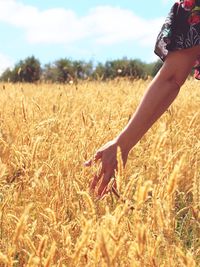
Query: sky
0 0 175 74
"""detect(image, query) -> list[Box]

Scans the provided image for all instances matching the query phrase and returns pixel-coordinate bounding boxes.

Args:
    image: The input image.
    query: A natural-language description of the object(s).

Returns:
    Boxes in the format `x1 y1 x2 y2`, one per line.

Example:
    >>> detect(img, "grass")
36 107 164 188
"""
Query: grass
0 79 199 266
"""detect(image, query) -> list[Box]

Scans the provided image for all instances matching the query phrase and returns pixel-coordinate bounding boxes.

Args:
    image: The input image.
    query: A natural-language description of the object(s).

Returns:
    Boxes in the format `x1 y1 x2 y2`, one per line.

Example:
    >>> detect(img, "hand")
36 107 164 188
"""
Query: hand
85 139 128 197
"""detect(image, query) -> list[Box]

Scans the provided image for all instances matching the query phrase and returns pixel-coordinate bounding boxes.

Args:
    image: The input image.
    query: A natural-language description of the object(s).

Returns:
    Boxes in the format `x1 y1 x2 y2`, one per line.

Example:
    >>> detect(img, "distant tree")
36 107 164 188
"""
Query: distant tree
151 60 163 77
127 59 146 79
93 63 106 80
43 59 93 83
93 58 147 80
143 62 156 77
53 58 74 83
104 61 116 79
0 55 161 83
72 60 93 80
15 56 41 82
0 68 13 82
42 63 58 83
0 56 41 83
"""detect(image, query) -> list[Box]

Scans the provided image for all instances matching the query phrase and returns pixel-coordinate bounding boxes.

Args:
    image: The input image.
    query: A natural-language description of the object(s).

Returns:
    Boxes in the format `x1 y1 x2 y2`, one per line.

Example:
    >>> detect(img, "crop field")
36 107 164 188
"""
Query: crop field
0 79 199 266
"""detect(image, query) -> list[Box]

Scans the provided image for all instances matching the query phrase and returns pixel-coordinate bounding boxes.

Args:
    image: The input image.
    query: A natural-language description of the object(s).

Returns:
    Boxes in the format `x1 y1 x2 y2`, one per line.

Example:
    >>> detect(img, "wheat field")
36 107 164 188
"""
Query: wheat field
0 79 199 267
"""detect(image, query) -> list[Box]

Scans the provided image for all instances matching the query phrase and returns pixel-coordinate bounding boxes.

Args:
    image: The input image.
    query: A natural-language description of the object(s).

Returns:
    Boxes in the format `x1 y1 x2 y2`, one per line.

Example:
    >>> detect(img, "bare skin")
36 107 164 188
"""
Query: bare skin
85 45 200 197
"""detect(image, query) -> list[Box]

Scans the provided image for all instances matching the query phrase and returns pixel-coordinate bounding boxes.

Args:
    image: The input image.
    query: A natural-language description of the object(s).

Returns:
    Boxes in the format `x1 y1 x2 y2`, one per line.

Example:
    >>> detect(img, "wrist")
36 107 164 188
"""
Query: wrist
115 131 132 158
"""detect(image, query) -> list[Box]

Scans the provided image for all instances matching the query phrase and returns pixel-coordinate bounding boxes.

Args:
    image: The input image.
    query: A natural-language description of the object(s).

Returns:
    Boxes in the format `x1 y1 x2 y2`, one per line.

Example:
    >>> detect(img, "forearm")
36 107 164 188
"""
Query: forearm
116 77 180 154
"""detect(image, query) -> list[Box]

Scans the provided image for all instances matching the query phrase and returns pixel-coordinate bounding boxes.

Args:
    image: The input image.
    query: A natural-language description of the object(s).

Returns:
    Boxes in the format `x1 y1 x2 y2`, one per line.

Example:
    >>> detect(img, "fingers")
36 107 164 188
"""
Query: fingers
84 159 92 167
98 170 114 197
89 174 98 190
89 167 104 191
84 150 103 167
84 144 118 197
111 182 120 198
94 151 103 162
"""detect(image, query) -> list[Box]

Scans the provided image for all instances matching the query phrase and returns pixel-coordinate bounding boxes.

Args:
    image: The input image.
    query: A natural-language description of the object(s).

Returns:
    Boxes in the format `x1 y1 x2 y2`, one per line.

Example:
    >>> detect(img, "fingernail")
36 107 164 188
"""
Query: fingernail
84 160 91 167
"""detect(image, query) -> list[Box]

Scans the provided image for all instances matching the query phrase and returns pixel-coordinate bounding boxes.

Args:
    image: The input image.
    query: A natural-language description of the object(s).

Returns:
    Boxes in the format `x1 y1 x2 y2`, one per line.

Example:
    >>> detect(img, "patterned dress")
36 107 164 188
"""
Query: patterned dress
154 0 200 79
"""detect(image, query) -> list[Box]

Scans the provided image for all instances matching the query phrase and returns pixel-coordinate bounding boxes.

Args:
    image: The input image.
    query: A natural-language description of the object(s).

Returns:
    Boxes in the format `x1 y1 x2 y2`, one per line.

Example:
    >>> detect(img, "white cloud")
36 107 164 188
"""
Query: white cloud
0 0 38 27
0 0 164 47
0 53 14 75
85 6 164 46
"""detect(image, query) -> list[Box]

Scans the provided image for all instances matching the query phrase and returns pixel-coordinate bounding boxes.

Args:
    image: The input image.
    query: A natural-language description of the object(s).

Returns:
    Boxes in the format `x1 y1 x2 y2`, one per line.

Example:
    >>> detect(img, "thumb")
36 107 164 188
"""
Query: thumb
84 150 103 167
84 159 93 167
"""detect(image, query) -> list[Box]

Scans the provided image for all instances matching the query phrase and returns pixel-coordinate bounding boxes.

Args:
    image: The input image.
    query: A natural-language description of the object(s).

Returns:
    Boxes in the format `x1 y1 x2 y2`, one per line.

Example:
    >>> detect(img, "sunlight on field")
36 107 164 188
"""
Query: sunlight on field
0 79 199 266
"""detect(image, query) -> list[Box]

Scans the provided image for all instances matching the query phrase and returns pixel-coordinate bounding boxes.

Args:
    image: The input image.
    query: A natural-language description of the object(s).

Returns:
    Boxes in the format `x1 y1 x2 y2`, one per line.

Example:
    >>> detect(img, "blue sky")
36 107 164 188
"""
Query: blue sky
0 0 174 74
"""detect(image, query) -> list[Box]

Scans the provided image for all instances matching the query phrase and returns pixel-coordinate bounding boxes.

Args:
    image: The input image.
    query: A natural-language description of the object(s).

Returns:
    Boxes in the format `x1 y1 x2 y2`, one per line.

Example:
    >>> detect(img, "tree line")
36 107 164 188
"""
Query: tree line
0 56 163 83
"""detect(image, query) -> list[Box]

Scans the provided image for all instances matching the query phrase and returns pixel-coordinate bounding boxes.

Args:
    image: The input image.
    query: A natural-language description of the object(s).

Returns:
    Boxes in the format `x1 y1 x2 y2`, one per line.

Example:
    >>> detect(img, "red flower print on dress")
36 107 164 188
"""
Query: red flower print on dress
188 12 200 24
181 0 200 25
182 0 195 11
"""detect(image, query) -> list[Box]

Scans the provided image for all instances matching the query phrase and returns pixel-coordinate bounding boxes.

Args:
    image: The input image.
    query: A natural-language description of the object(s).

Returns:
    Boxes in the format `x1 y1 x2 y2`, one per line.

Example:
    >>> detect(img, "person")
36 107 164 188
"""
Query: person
85 0 200 197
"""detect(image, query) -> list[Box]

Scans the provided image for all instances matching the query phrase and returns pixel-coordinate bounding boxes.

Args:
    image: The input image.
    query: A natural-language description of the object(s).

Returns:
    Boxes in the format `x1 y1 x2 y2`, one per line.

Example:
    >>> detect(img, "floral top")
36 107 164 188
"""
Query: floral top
154 0 200 79
181 0 200 23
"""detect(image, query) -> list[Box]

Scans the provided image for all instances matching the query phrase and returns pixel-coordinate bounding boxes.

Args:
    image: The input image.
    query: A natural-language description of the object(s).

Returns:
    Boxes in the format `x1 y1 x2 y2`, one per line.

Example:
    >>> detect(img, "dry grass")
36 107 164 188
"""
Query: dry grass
0 79 199 266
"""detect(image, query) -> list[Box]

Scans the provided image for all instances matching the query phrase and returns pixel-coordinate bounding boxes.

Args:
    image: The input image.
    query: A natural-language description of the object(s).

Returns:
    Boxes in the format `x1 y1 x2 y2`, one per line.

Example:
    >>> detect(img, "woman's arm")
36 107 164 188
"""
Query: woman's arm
86 46 200 197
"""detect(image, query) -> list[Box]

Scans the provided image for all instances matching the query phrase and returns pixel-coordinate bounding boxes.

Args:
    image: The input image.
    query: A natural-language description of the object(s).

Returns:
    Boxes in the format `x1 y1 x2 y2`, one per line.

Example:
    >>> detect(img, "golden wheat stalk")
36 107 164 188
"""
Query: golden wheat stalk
13 204 32 244
44 241 56 267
